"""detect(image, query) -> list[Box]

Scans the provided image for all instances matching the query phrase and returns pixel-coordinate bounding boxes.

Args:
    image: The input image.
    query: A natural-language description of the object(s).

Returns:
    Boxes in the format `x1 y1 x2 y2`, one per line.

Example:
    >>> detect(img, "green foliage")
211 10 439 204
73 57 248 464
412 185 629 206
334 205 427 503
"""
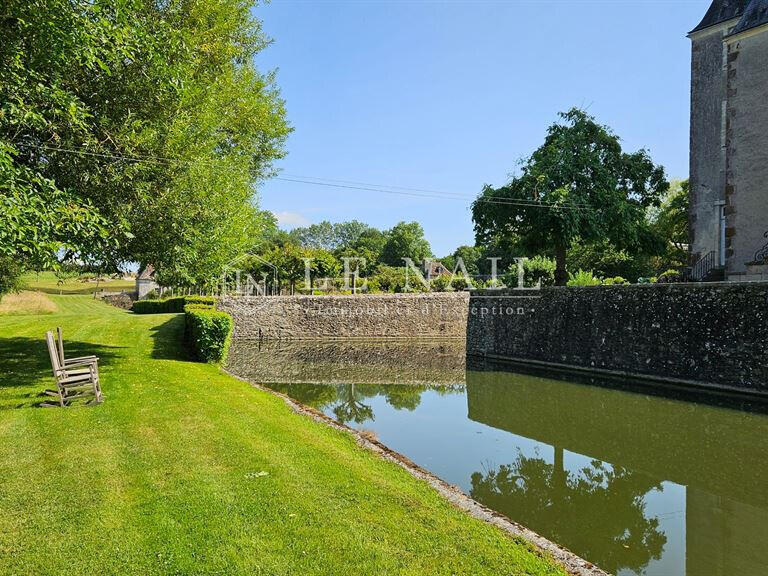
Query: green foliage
1 0 290 285
132 297 188 314
603 276 630 286
430 275 452 292
648 179 690 269
502 256 556 288
450 245 484 276
567 269 602 287
290 220 371 251
0 256 24 300
567 240 653 283
380 221 432 267
473 109 668 285
370 265 427 293
450 277 470 291
185 308 233 364
656 269 683 284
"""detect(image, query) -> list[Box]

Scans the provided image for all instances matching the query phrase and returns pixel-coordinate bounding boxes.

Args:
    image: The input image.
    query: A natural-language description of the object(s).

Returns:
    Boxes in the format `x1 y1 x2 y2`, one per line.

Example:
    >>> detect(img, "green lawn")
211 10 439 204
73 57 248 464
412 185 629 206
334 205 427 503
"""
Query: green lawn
21 271 136 294
0 295 566 576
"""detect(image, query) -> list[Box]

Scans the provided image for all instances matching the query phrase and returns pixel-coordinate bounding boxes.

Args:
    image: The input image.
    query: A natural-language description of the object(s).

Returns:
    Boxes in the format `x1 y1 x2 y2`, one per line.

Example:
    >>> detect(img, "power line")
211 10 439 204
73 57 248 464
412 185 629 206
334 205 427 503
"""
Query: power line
16 142 594 212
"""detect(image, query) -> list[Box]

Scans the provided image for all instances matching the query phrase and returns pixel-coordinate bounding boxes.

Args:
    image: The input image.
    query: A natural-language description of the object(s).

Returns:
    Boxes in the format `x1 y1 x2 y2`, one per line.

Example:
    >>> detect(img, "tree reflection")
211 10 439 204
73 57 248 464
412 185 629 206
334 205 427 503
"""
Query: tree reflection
470 450 666 575
331 384 375 424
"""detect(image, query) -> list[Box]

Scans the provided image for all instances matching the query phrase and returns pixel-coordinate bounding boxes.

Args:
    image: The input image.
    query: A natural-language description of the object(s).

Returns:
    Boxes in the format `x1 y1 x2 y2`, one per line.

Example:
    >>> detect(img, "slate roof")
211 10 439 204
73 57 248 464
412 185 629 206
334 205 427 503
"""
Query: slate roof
730 0 768 34
137 264 155 280
691 0 750 33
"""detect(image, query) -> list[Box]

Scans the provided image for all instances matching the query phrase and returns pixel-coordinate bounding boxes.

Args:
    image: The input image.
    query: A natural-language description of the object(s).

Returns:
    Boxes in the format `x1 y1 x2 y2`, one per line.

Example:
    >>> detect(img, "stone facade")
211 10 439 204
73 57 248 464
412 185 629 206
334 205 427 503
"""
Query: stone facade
219 292 470 340
689 1 768 277
466 284 768 392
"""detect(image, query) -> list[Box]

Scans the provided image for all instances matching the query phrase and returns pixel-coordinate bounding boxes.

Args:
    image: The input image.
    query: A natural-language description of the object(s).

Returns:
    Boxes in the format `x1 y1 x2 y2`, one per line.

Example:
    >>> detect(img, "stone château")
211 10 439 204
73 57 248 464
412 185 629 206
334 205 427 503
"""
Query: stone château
689 0 768 281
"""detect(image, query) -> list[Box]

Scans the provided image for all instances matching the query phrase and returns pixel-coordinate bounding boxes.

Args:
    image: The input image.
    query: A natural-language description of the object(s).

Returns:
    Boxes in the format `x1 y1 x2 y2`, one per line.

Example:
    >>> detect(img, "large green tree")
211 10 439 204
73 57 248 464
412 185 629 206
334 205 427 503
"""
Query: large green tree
472 109 668 285
1 0 290 290
380 221 432 267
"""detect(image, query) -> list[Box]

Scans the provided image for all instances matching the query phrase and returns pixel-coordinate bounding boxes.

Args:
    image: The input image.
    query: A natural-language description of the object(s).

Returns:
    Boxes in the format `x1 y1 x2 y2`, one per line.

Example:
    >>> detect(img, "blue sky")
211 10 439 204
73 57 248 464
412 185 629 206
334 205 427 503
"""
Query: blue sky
254 0 708 256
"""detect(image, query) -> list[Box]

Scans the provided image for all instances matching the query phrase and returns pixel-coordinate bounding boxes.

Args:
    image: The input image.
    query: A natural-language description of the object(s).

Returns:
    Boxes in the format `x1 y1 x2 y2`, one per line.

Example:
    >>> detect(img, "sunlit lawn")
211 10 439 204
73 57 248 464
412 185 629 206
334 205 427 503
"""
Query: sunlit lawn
21 271 135 295
0 295 565 576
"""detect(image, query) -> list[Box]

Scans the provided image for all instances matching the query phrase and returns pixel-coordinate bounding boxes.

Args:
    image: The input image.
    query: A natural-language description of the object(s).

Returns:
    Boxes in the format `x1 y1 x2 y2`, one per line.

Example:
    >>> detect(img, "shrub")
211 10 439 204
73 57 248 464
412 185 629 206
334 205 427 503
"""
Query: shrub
185 295 217 307
430 275 451 292
131 297 186 314
450 276 470 291
502 256 555 288
656 269 683 284
132 296 214 314
567 269 601 287
602 276 630 285
143 289 159 300
185 307 233 363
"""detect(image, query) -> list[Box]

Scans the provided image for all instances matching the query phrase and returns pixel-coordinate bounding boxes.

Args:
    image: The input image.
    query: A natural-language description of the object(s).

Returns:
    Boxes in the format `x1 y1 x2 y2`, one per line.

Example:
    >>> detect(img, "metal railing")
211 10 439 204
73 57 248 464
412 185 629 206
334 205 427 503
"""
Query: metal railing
754 231 768 263
690 251 716 282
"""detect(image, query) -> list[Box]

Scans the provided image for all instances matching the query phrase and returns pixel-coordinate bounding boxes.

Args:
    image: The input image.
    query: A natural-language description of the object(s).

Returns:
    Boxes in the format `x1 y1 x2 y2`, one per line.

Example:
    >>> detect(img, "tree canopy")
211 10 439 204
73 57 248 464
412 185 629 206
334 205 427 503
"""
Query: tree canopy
472 109 668 285
379 221 433 267
0 0 290 291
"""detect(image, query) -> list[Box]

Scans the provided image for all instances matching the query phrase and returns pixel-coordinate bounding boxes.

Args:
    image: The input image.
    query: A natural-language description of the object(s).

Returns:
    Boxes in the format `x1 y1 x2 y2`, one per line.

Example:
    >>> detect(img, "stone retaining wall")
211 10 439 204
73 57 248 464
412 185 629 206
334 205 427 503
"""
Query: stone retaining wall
219 292 469 340
467 283 768 393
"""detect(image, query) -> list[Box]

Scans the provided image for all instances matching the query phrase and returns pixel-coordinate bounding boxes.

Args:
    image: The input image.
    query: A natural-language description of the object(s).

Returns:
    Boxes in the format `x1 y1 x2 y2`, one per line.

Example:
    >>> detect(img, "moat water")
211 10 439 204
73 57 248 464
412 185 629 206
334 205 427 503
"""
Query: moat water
227 339 768 576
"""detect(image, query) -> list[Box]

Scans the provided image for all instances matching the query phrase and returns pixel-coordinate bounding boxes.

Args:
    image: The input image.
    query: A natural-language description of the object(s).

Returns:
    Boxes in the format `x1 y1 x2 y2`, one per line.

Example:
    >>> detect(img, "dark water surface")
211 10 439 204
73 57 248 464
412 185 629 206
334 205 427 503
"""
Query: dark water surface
227 339 768 576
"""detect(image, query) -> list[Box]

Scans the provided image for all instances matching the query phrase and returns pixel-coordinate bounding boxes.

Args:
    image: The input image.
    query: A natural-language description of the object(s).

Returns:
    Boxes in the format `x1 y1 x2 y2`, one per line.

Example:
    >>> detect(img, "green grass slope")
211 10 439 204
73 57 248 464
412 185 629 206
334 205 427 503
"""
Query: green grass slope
0 296 565 576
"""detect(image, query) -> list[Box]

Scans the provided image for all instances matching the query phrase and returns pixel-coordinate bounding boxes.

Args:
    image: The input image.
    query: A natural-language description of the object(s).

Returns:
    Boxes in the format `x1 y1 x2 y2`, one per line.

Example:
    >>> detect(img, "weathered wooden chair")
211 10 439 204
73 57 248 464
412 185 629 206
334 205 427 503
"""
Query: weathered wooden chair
56 327 98 368
43 330 103 407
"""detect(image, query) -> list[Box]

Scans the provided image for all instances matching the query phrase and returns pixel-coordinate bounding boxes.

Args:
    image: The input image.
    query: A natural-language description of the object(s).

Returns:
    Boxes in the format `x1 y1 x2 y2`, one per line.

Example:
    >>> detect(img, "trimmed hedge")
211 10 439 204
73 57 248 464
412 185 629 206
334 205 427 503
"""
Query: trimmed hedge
185 307 233 364
131 295 216 314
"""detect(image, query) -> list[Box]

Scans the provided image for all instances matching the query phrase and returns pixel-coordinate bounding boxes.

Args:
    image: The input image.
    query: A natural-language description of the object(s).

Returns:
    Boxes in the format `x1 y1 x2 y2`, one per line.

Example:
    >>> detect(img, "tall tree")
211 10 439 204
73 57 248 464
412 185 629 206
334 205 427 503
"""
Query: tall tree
1 0 290 288
380 221 432 267
472 109 668 285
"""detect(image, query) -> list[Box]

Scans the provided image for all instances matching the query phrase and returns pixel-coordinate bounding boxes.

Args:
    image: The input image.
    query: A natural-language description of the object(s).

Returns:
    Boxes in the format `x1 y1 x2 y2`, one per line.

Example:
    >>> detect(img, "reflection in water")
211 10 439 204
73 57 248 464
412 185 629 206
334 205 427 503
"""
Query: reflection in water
226 340 768 576
471 455 665 575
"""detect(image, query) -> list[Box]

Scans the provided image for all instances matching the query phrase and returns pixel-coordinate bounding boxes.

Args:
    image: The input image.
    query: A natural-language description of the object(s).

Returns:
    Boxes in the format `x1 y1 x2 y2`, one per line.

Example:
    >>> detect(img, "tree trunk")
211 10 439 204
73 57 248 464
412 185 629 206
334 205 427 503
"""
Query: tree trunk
555 245 568 286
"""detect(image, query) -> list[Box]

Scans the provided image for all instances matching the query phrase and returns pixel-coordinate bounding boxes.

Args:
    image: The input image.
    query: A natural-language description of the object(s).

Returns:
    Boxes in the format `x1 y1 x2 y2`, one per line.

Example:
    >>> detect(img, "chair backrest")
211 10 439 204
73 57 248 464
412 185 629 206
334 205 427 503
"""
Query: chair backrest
46 331 63 377
56 326 65 365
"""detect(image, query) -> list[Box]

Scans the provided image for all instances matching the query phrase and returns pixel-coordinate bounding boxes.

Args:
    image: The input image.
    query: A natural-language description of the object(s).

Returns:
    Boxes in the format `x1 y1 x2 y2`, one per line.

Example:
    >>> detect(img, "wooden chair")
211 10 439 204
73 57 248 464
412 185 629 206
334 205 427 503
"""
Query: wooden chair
56 327 97 368
44 331 103 407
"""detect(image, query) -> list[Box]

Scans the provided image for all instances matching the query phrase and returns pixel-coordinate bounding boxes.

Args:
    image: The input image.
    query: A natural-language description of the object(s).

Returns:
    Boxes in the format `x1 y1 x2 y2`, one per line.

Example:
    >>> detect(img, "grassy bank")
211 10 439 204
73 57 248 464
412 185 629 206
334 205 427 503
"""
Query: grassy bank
0 295 566 575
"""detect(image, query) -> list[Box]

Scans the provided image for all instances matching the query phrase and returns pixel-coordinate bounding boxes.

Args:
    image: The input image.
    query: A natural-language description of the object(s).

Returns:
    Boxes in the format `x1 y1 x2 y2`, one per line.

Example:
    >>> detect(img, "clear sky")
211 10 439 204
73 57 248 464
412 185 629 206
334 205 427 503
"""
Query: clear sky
254 0 709 257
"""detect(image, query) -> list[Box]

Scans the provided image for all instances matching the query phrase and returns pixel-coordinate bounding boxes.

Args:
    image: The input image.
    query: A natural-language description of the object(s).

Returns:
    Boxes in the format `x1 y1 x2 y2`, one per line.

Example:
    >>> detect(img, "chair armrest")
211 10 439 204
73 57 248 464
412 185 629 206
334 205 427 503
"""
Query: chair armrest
64 356 97 365
63 358 99 369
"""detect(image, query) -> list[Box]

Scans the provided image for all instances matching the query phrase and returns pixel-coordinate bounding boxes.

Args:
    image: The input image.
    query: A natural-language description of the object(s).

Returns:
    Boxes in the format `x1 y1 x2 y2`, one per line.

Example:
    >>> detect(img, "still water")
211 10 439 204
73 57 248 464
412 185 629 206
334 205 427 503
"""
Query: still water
227 339 768 576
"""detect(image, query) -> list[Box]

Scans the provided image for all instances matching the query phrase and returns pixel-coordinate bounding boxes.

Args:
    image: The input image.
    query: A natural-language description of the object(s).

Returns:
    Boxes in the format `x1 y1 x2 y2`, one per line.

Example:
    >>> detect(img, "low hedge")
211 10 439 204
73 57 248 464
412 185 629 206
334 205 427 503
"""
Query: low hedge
132 296 216 314
185 307 233 364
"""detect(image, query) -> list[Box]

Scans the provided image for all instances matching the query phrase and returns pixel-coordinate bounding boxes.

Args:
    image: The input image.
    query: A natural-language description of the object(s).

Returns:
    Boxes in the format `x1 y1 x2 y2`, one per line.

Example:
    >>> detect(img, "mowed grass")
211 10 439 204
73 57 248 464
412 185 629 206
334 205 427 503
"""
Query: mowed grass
0 296 566 576
21 271 135 294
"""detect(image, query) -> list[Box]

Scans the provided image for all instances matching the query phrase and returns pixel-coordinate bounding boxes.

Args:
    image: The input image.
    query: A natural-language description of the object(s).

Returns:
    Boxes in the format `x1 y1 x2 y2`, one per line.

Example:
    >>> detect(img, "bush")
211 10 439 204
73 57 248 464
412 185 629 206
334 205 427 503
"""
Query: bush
430 275 451 292
602 276 630 286
185 295 217 307
185 307 233 363
502 256 555 288
656 269 683 284
132 296 215 314
371 265 428 293
567 269 601 287
450 276 470 291
143 289 160 300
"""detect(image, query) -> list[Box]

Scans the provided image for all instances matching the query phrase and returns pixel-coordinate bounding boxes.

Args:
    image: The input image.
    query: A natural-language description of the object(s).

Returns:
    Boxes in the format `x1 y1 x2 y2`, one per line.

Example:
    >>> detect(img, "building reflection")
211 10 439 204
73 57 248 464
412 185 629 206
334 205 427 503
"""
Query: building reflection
466 364 768 576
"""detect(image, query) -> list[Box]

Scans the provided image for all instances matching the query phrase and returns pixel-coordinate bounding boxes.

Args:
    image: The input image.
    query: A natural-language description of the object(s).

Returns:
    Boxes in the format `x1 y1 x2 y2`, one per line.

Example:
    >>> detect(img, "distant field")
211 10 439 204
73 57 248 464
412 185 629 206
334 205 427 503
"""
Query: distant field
22 272 135 294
